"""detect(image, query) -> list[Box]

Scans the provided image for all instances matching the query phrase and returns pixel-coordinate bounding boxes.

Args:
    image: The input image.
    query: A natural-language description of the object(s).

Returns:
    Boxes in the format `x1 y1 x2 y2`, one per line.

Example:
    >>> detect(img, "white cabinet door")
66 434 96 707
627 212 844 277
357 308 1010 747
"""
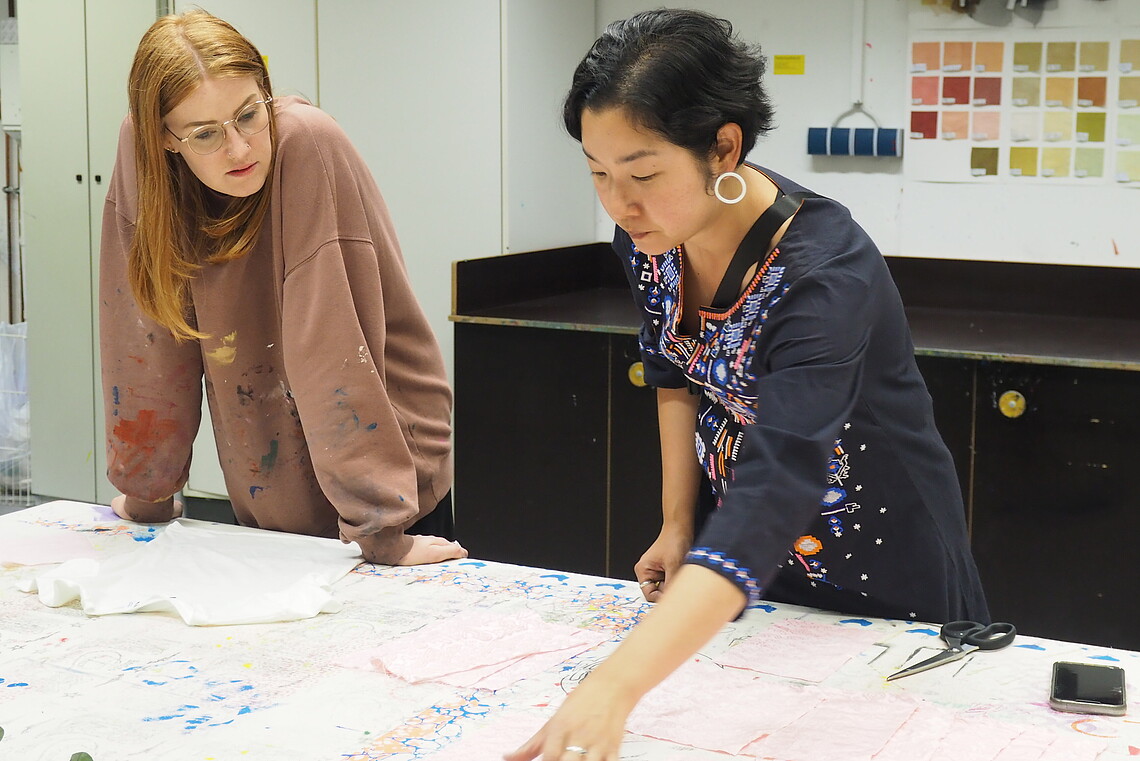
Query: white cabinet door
21 1 157 502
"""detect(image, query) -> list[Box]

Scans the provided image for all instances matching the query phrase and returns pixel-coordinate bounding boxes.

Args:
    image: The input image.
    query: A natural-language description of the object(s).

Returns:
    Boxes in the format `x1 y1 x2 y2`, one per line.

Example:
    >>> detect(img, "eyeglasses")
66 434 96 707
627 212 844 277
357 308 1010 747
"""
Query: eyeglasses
165 98 273 156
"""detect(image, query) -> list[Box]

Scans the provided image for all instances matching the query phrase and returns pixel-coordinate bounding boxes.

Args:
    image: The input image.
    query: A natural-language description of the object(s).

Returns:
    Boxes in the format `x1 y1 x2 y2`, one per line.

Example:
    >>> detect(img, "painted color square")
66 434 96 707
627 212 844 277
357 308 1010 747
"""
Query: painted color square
1045 42 1076 72
1044 77 1074 108
1075 112 1107 142
1009 146 1039 176
1012 77 1040 107
1120 77 1140 108
1043 111 1073 142
1074 147 1104 177
912 42 940 73
912 76 940 106
1040 147 1070 177
1010 112 1040 142
1014 42 1043 73
1077 77 1107 108
1079 41 1109 72
971 112 1000 141
970 147 999 176
910 111 938 140
941 111 968 140
943 41 972 72
1122 40 1140 73
1117 114 1140 146
1116 150 1140 182
941 77 971 105
974 42 1003 73
972 77 1002 106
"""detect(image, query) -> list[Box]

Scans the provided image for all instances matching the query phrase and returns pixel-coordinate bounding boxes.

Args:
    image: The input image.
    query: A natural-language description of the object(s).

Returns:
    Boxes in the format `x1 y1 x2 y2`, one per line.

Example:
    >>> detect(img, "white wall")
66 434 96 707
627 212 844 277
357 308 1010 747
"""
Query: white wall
596 0 1140 267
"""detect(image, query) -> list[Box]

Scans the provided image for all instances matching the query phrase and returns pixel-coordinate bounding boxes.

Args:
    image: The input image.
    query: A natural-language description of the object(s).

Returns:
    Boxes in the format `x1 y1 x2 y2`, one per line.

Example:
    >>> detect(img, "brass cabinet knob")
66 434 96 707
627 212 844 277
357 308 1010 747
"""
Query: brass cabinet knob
998 389 1027 418
628 361 647 387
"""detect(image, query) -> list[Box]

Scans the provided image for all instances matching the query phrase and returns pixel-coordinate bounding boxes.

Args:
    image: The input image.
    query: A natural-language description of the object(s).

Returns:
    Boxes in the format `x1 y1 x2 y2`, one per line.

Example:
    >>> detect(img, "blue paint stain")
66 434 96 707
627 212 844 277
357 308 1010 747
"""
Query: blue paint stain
459 561 486 568
250 485 265 499
748 603 777 613
839 618 873 626
595 583 624 589
143 679 165 686
132 528 158 543
238 706 252 715
1015 644 1046 651
366 422 378 430
907 627 940 637
6 682 28 687
1091 654 1121 662
541 574 569 582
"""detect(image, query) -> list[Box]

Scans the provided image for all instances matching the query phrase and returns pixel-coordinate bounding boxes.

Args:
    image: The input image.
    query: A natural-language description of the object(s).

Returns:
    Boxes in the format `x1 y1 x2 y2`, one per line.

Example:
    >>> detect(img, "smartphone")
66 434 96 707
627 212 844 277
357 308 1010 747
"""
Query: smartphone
1049 661 1128 716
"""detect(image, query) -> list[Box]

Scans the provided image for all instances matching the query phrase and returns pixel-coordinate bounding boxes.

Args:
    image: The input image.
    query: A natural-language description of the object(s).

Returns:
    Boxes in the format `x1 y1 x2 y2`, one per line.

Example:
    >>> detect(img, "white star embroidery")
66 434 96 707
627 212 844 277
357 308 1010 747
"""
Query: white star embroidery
879 507 887 514
855 485 863 491
860 573 869 581
652 319 660 326
821 568 828 574
859 444 867 451
844 422 851 430
875 538 883 545
845 553 853 559
909 612 918 618
853 523 862 530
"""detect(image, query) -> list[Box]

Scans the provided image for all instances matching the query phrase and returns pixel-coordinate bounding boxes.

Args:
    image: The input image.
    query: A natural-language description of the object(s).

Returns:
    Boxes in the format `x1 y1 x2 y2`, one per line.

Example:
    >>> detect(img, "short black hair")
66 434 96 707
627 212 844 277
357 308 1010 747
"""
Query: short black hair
563 8 774 163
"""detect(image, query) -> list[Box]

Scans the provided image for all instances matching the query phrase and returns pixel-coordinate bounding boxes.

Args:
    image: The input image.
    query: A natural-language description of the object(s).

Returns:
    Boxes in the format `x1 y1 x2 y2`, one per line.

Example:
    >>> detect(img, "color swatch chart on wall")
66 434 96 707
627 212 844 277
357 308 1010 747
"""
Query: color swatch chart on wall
905 35 1140 184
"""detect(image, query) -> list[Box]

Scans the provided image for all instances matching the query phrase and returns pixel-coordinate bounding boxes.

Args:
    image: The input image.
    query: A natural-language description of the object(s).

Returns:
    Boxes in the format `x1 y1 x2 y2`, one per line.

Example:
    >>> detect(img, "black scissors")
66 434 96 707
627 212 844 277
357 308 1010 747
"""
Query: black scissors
886 620 1016 681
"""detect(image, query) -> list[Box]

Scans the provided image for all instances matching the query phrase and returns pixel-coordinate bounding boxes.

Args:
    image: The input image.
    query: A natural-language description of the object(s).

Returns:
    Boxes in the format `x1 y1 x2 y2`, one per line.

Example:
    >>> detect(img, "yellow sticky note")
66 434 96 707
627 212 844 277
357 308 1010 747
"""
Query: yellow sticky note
773 55 805 75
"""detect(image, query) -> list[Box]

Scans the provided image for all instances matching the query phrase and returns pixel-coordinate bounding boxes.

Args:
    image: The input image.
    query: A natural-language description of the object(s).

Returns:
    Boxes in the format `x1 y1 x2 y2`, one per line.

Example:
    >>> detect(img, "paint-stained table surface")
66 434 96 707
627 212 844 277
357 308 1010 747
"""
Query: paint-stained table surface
1 501 1138 760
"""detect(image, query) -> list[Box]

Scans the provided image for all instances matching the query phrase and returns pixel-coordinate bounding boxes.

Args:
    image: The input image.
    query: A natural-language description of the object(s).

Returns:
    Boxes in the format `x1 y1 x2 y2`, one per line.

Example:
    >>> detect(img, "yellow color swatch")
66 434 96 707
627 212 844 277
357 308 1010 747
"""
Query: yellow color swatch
1040 147 1070 178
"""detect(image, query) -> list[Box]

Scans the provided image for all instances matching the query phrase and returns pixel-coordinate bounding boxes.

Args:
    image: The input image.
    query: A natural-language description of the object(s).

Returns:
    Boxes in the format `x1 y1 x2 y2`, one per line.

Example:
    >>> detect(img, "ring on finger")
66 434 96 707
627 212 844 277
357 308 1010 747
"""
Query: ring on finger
565 745 588 756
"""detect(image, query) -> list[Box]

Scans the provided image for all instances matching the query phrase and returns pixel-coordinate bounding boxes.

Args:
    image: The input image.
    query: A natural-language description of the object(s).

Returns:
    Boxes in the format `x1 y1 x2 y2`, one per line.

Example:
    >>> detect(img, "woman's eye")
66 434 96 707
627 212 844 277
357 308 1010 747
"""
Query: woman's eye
633 174 655 182
193 128 220 142
591 171 607 179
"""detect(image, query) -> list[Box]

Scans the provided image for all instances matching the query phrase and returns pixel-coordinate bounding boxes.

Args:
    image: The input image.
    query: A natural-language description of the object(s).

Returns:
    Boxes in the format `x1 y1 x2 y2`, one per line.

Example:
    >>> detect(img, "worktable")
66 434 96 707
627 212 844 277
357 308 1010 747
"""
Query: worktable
1 501 1137 760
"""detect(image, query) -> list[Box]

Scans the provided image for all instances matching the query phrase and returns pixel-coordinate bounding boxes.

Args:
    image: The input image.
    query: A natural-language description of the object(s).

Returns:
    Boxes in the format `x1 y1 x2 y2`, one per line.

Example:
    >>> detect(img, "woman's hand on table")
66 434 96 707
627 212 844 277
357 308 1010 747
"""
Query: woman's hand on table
504 671 635 761
110 494 183 523
633 525 690 602
395 534 468 566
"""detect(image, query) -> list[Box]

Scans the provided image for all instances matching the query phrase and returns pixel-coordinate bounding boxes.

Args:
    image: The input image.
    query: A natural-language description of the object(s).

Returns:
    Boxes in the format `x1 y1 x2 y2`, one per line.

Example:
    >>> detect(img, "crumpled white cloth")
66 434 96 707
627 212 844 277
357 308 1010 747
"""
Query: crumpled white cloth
21 519 362 625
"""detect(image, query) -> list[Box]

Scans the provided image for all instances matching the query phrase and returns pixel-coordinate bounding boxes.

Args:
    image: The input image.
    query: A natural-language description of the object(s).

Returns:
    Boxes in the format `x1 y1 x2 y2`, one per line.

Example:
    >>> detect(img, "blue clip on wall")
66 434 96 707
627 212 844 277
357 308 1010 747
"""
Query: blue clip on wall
807 127 903 157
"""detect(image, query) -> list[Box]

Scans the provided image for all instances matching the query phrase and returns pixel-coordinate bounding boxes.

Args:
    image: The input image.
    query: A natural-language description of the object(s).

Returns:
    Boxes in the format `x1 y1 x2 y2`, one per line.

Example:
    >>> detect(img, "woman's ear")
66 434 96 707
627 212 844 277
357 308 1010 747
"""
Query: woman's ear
713 122 744 172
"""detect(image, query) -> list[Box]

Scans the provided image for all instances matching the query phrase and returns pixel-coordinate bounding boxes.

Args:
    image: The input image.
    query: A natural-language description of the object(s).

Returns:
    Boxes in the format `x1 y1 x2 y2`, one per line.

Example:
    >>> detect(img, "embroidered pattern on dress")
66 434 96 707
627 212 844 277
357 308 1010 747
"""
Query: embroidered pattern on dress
686 547 761 605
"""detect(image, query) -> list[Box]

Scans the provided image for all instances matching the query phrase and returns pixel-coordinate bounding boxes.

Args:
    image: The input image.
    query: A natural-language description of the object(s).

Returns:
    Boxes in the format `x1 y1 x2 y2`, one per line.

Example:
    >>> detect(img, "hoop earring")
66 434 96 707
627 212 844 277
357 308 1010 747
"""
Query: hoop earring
714 171 746 204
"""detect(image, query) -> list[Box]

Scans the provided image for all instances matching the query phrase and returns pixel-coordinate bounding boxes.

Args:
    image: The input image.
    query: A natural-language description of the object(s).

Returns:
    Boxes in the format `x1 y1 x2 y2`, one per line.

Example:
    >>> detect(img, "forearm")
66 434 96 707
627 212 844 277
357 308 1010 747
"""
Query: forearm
656 387 702 534
590 564 747 701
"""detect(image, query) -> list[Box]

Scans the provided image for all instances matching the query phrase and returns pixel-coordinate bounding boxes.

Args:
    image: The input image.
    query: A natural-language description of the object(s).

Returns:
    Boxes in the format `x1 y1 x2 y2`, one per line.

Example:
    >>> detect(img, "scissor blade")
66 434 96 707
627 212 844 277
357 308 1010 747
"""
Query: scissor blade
886 645 974 681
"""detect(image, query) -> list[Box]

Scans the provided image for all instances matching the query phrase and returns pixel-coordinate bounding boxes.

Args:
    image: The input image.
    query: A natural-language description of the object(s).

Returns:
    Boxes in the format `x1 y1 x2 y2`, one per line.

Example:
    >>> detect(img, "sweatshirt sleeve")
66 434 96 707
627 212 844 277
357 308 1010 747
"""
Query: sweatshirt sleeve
273 107 453 564
685 249 874 607
99 118 204 503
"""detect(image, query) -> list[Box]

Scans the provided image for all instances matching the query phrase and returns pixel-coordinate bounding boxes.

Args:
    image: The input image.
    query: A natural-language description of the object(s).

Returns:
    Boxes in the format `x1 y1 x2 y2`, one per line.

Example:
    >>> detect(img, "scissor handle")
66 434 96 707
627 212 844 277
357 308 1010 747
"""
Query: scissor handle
942 620 1017 650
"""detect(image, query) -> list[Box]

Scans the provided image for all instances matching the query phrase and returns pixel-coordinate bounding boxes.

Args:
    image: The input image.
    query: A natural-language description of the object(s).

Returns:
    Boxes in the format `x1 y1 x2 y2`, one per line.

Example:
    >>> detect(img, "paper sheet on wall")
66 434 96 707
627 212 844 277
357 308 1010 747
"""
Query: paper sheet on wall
22 518 362 625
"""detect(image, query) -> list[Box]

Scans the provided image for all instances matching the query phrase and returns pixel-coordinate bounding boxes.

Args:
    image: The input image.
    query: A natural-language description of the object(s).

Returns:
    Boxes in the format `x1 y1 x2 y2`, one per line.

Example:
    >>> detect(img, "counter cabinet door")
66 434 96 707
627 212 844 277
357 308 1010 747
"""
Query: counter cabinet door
970 361 1140 651
453 322 609 576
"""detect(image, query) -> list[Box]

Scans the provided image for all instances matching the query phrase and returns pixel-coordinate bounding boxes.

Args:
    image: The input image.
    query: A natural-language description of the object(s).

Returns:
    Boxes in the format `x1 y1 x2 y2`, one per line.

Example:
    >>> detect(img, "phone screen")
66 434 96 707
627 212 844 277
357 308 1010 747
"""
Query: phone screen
1051 661 1126 706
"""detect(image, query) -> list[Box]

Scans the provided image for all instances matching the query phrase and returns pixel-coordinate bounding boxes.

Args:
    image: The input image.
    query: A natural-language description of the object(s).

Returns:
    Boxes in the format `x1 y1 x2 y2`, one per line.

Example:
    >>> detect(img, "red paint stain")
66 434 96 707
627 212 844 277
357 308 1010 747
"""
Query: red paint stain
114 409 178 447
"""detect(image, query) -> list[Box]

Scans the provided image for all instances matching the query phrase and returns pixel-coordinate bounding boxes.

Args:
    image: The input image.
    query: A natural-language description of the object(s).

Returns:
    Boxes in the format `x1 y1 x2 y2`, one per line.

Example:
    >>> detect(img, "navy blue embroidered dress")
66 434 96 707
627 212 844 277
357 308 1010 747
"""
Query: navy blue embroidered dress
616 168 988 624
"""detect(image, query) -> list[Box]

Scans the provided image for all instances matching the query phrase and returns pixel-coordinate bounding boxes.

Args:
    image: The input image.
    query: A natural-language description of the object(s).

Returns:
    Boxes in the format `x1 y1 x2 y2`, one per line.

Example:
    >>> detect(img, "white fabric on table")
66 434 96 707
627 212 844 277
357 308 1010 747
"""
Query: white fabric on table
23 518 362 625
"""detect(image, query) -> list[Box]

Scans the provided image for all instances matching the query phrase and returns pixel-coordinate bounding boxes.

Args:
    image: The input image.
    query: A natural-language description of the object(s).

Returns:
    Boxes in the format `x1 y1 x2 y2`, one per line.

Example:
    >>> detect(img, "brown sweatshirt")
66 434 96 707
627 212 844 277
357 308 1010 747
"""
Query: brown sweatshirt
99 97 452 563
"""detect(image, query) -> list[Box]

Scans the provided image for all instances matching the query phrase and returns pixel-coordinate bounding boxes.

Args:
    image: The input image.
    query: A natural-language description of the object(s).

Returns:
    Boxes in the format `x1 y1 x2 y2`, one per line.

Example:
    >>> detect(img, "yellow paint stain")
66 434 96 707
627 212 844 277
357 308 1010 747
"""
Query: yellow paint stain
206 331 238 365
243 663 253 668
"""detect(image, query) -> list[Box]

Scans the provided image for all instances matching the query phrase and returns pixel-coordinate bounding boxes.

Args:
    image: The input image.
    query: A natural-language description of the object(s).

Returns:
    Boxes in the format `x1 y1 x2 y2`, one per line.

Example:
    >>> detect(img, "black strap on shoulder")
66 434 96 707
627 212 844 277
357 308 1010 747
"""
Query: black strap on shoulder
709 191 809 311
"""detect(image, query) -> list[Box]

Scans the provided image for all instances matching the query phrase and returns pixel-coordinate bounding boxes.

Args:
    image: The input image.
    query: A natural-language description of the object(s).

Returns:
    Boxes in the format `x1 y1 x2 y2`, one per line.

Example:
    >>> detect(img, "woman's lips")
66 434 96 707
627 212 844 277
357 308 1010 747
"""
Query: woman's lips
228 163 256 177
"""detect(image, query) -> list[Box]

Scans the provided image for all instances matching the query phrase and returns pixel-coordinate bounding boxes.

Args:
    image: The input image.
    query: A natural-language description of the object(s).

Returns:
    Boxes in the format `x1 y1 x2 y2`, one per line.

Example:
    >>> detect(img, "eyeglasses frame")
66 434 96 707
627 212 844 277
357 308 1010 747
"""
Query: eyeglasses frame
164 97 274 156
